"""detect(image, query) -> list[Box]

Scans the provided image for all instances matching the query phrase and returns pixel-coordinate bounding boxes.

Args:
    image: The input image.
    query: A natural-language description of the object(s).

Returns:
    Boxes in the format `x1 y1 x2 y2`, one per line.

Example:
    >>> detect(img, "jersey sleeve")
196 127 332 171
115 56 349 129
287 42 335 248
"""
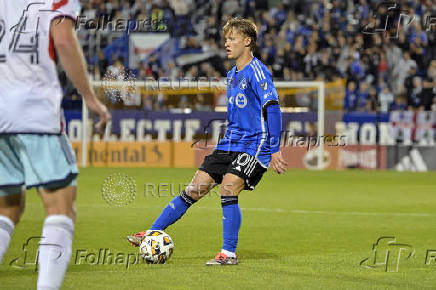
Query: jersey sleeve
249 59 280 109
51 0 81 21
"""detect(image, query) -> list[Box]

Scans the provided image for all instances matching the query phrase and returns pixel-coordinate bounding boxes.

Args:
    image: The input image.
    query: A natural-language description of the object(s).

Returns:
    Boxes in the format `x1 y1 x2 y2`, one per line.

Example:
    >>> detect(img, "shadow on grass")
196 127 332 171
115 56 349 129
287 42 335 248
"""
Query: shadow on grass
237 249 279 260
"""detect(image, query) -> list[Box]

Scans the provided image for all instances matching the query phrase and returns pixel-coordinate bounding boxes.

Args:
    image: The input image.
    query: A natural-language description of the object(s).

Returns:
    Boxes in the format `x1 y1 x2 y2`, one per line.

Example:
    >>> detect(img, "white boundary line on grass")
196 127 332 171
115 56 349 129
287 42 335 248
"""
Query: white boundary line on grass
197 206 436 217
43 204 436 217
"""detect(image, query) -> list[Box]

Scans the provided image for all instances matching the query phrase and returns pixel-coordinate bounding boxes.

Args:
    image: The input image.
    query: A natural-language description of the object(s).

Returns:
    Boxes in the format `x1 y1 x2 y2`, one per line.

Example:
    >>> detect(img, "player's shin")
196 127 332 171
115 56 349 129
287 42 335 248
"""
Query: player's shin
150 190 197 230
37 215 74 290
0 215 14 263
221 196 241 258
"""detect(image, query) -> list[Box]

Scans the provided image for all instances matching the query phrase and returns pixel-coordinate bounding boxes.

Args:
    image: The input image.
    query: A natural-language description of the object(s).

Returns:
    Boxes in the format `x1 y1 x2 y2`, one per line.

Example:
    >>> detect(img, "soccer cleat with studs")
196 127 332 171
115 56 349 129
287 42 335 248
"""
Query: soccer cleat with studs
205 252 239 266
126 230 148 247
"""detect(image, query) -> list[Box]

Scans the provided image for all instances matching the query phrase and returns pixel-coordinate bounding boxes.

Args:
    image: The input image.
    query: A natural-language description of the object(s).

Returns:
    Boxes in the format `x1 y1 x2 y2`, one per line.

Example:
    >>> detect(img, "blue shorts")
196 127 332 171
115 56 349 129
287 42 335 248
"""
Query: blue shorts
0 134 78 196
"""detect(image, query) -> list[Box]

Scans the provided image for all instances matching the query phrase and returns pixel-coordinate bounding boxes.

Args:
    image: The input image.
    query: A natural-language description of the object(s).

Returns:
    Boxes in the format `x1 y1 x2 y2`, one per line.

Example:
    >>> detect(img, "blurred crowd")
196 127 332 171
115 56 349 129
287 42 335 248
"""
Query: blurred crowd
76 0 436 112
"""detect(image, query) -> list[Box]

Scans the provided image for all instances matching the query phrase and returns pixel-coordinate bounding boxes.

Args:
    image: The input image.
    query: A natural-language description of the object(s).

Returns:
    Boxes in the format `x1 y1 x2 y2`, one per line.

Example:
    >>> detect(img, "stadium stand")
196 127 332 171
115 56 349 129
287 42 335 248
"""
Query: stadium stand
64 0 435 113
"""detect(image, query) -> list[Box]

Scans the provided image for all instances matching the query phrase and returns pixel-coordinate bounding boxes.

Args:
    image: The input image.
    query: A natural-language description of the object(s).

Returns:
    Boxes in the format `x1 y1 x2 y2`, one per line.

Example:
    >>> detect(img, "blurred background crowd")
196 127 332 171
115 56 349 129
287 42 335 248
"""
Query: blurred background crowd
64 0 436 113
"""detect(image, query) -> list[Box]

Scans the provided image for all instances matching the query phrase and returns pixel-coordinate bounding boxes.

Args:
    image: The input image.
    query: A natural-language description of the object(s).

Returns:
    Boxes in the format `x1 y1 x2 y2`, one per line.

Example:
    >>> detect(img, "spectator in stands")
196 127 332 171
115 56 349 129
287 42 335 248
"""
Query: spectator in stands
165 61 179 80
344 81 358 111
204 16 220 43
422 76 435 111
390 94 408 111
142 95 153 111
194 95 212 111
169 0 193 37
96 51 109 77
186 65 199 79
222 0 241 19
76 0 436 113
107 58 125 80
355 82 370 112
407 76 423 110
367 87 378 112
404 66 418 101
379 86 394 113
395 52 417 94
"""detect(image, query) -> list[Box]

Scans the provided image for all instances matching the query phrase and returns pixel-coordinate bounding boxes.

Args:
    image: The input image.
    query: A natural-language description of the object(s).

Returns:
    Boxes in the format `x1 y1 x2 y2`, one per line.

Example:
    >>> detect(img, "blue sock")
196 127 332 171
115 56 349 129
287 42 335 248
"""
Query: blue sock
221 196 241 253
150 191 196 230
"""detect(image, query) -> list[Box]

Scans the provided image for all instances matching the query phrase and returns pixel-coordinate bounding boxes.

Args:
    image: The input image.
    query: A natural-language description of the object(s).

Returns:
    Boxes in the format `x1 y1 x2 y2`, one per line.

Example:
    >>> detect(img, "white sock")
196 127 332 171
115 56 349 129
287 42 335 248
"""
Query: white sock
37 215 74 290
0 215 14 263
221 249 236 258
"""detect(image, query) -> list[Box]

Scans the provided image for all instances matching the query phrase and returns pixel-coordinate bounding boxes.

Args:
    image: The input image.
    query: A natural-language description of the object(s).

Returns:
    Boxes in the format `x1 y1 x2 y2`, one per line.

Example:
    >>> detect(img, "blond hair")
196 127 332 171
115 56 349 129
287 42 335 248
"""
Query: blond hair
223 17 258 51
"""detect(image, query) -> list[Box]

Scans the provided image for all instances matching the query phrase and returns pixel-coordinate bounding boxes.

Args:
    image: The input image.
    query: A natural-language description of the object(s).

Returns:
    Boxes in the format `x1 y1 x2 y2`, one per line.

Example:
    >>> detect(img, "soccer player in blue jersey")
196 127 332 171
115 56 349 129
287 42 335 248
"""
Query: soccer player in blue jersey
127 17 288 265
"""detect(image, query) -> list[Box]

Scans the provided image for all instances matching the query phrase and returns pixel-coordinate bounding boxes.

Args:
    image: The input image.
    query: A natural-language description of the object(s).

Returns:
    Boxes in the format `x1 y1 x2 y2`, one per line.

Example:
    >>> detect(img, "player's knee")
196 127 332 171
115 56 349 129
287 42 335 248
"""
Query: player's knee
220 183 235 196
44 201 75 220
220 177 244 197
186 180 214 200
0 206 24 225
185 184 203 200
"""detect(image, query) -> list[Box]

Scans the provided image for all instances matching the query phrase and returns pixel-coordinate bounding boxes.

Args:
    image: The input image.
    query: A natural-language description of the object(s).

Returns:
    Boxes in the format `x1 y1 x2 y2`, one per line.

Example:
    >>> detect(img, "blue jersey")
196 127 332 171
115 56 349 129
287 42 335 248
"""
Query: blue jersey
216 57 280 167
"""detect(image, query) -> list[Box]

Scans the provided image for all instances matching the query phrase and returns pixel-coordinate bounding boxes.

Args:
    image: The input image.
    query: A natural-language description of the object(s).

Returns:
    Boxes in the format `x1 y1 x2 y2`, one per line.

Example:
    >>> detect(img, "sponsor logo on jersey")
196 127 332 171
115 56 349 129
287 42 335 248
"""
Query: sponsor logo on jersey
235 93 247 108
239 78 247 90
260 81 268 91
263 92 273 99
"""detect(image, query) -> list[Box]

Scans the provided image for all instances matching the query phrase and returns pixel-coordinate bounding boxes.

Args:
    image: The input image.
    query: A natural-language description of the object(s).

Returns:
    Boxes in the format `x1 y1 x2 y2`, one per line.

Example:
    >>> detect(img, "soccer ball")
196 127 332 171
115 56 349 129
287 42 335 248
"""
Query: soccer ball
139 230 174 264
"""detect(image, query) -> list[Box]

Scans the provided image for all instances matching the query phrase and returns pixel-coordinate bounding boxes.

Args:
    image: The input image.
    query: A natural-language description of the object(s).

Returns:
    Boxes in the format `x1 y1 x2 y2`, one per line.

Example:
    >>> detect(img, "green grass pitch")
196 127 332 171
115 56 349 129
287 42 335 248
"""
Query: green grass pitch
1 168 436 289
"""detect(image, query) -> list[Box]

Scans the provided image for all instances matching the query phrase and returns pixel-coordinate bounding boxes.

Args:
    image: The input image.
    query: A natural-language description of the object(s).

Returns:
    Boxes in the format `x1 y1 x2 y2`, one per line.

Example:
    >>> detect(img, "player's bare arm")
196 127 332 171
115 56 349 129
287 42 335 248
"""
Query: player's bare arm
51 18 110 132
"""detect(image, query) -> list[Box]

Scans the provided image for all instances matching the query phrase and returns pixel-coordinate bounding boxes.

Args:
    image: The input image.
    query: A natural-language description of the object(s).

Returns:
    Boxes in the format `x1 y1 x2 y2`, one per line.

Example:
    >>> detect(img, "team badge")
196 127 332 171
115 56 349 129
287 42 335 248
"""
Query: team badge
260 81 268 91
235 93 247 108
239 78 247 90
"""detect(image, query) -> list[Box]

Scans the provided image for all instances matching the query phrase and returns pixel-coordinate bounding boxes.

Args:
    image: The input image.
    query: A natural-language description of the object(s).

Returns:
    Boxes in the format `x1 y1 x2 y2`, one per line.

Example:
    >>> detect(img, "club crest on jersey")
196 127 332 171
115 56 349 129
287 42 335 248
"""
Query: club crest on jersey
239 78 247 90
235 93 247 108
260 81 268 91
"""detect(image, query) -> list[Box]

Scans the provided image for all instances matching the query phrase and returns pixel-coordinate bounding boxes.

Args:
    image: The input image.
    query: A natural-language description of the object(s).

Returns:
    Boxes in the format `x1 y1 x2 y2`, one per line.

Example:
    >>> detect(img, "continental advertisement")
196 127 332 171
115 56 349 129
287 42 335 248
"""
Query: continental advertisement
71 141 195 168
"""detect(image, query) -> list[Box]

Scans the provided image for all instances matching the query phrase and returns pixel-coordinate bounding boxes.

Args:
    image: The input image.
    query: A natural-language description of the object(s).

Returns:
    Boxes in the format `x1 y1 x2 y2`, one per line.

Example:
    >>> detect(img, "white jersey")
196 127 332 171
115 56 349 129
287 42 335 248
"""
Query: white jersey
0 0 80 134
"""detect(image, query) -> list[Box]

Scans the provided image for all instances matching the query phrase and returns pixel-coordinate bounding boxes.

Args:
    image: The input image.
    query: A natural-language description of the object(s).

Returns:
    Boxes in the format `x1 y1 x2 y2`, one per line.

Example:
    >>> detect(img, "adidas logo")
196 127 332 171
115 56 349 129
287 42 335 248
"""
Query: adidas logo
395 148 428 172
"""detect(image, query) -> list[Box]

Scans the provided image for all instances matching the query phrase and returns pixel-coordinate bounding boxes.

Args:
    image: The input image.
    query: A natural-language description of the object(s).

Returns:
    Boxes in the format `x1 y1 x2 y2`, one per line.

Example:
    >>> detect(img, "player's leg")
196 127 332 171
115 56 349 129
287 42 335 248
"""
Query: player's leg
220 173 245 257
127 170 217 246
0 190 25 264
0 136 26 264
206 152 267 266
126 150 232 246
206 173 244 266
37 184 76 290
149 169 216 230
11 134 78 290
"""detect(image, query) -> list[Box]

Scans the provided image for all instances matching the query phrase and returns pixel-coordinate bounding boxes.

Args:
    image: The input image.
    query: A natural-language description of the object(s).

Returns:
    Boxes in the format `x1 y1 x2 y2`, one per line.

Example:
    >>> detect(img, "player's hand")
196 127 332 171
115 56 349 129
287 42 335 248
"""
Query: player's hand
83 93 111 133
270 151 288 174
94 104 111 133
